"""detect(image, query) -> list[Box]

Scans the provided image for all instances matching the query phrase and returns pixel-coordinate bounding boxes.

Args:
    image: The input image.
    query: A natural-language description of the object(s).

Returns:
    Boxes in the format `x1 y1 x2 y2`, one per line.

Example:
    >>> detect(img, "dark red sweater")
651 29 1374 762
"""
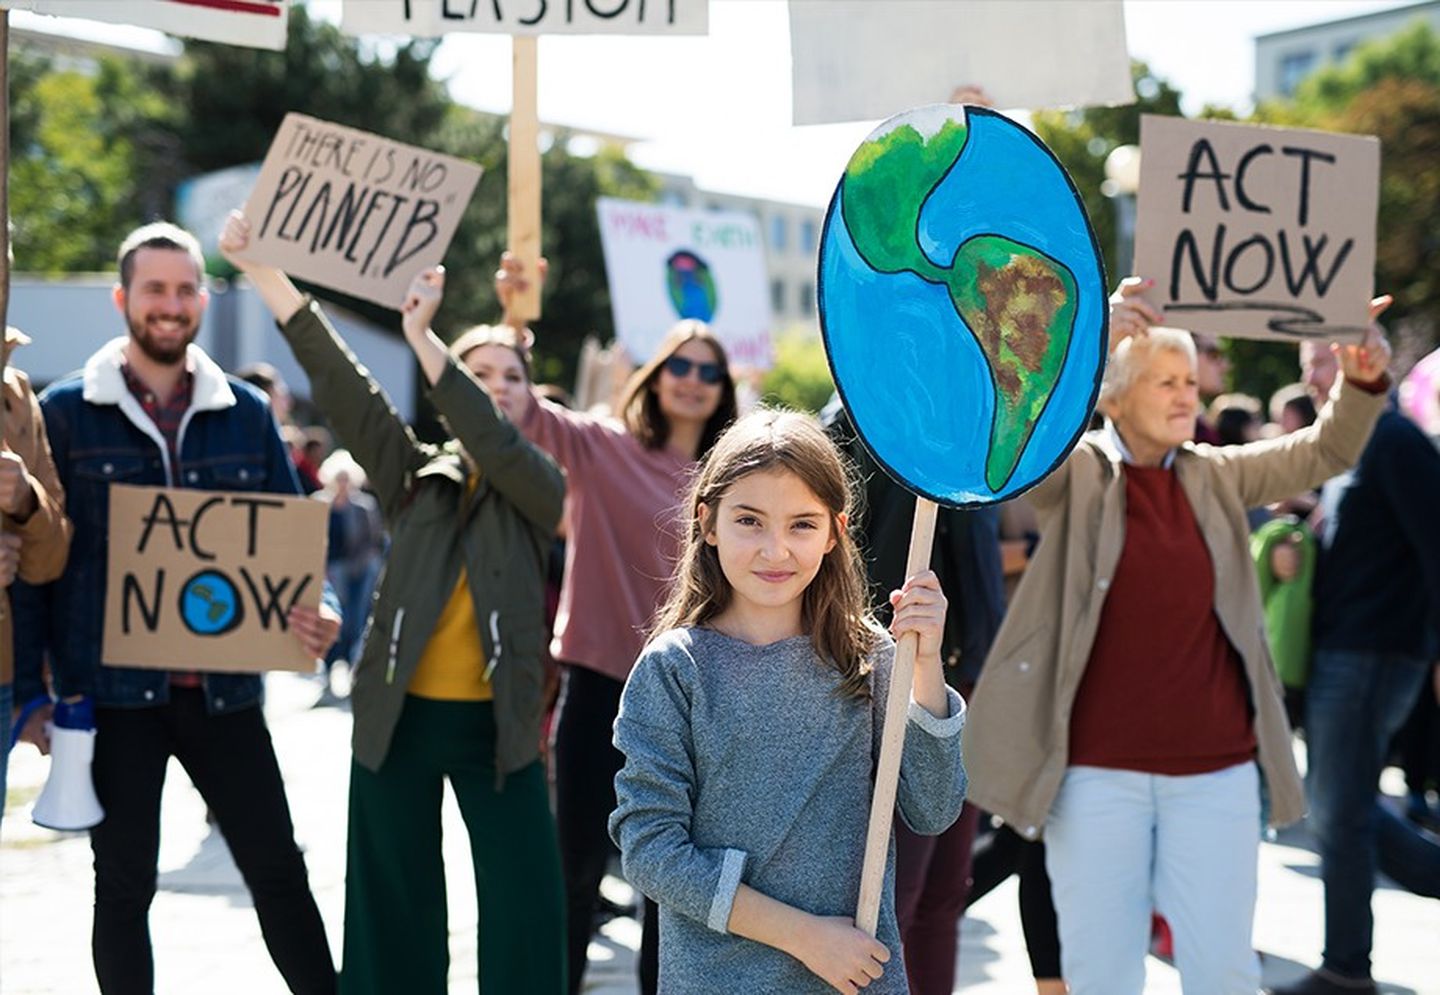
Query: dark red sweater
1068 464 1256 775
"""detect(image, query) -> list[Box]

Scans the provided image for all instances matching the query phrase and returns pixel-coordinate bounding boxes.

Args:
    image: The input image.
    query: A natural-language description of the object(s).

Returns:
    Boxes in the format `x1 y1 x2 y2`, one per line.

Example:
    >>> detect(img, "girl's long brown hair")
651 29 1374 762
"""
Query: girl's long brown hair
616 320 739 458
651 408 880 699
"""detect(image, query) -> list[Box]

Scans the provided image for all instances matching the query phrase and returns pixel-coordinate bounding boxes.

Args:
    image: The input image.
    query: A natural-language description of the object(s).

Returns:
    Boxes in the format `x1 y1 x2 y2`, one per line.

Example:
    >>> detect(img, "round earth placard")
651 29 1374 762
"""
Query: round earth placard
819 105 1108 507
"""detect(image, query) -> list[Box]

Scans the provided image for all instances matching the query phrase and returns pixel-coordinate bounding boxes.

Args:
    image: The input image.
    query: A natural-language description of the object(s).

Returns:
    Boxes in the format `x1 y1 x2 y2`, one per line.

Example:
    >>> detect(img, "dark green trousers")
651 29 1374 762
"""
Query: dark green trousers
340 697 566 994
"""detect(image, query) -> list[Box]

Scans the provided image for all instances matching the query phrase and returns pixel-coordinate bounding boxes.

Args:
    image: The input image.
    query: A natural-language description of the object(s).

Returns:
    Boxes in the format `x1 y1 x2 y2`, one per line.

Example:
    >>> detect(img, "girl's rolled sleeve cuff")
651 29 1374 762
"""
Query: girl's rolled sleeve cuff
907 686 966 739
706 848 748 933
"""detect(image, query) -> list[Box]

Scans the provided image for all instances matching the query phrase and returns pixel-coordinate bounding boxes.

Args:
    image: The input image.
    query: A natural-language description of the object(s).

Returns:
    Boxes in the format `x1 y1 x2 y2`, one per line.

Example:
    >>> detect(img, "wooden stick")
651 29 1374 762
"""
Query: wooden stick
855 496 938 935
508 35 542 323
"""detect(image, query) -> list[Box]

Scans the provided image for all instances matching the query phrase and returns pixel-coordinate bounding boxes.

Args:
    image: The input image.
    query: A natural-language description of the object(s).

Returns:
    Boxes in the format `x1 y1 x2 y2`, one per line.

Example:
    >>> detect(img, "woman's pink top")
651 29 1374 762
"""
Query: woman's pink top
519 396 692 681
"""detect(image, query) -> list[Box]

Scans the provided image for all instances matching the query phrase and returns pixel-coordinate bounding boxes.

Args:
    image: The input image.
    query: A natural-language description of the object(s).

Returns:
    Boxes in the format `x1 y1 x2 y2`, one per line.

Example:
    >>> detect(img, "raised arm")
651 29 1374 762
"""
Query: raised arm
495 252 617 480
219 211 424 520
398 268 563 533
1207 300 1393 508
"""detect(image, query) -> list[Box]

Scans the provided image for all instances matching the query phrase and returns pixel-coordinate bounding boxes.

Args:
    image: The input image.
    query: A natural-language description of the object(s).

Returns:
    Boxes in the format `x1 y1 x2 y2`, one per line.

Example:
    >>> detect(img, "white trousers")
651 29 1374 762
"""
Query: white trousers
1044 762 1262 995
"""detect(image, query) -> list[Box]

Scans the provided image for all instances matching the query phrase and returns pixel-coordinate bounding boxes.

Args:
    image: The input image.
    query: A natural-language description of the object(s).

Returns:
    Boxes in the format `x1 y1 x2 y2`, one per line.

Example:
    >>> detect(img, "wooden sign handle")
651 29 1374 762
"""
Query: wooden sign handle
856 496 938 935
508 36 542 324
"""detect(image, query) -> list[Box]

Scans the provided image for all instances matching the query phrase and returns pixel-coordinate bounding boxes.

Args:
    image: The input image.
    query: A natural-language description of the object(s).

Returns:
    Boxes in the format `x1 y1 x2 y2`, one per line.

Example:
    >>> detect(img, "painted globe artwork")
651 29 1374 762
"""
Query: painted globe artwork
180 569 243 637
666 249 718 322
819 105 1108 507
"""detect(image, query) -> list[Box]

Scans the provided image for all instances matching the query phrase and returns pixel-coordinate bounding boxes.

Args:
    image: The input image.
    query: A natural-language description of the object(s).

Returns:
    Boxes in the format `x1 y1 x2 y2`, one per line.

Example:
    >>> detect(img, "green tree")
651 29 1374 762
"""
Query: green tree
1030 61 1183 286
761 326 834 413
8 51 177 272
176 6 449 172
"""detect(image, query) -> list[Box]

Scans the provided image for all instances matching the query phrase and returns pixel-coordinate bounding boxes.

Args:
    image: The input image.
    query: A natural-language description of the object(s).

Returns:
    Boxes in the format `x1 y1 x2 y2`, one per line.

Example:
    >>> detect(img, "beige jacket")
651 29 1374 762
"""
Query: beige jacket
963 377 1387 838
3 328 72 687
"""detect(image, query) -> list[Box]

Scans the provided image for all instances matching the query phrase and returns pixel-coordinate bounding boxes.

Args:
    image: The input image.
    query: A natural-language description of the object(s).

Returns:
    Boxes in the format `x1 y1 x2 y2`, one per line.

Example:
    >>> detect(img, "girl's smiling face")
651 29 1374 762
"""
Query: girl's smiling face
701 468 841 637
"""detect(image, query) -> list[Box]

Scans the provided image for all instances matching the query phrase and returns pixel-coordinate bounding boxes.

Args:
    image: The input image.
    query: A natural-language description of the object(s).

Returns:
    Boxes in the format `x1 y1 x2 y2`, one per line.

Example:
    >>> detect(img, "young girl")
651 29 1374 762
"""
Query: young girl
609 409 967 994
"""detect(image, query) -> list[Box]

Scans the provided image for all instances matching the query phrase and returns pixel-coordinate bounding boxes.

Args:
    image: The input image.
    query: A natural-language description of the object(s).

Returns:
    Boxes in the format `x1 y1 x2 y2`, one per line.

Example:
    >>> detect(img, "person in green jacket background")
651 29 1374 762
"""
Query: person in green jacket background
221 212 567 995
1252 516 1317 730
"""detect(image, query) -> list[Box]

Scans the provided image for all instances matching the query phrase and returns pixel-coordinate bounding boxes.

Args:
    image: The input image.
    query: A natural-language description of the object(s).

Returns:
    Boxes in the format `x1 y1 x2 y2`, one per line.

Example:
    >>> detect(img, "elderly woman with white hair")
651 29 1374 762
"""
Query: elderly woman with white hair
963 278 1394 994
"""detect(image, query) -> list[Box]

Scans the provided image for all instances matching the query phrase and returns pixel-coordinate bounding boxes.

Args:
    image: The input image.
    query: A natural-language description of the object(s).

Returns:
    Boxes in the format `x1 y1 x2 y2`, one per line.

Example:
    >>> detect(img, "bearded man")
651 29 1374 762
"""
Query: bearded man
10 223 340 994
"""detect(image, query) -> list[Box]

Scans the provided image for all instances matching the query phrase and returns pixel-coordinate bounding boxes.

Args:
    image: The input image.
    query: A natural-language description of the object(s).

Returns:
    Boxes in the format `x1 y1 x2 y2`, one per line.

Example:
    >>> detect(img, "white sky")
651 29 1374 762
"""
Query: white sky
13 0 1422 207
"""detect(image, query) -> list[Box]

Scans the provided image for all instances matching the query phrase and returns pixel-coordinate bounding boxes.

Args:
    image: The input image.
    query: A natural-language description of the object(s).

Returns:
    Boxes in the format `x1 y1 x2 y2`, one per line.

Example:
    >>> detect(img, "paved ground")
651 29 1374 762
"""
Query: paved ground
3 672 1437 994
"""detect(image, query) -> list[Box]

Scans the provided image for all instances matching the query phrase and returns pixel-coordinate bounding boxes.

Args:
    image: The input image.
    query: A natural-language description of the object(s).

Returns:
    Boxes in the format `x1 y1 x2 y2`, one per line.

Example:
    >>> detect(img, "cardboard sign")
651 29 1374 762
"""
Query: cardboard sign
103 484 327 674
818 106 1106 508
6 0 290 51
596 197 772 368
342 0 707 36
789 1 1132 125
1133 115 1379 341
236 114 483 309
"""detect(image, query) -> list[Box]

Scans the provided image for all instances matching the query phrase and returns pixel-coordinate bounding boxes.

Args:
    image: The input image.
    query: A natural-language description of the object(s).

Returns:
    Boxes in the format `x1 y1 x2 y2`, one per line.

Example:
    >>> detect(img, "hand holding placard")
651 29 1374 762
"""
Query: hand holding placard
495 251 549 330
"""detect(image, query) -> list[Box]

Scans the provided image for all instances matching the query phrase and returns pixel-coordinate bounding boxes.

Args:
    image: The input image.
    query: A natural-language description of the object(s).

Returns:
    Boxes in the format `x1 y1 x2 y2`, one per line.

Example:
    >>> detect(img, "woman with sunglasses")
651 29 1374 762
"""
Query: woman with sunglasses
496 253 739 995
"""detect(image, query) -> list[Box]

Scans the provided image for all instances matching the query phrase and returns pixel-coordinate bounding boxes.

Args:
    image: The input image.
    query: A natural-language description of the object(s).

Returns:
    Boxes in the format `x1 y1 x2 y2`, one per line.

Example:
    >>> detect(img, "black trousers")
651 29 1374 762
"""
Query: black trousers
90 689 335 995
968 821 1062 979
553 664 658 995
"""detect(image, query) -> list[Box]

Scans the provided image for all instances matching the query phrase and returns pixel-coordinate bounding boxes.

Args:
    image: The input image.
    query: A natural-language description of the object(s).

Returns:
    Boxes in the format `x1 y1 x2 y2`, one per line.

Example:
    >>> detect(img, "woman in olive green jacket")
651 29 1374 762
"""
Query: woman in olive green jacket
221 214 566 995
963 279 1392 994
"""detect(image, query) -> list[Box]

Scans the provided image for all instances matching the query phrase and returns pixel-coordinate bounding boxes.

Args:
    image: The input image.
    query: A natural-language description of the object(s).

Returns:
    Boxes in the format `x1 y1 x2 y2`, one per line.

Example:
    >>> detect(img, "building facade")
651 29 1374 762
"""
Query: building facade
1255 0 1440 100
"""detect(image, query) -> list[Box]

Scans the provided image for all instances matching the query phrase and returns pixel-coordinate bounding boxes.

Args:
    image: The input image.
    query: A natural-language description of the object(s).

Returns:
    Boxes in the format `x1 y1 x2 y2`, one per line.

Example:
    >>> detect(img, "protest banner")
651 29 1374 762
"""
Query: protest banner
102 484 327 674
4 0 290 50
1133 114 1379 341
235 114 483 310
597 197 772 368
789 0 1132 126
818 104 1105 933
341 0 707 36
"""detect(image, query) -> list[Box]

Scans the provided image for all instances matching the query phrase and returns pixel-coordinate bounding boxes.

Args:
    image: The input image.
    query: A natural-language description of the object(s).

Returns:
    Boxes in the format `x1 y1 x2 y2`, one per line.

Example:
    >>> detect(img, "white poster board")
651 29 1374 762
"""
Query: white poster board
5 0 290 50
341 0 707 36
596 197 772 368
789 0 1132 125
1133 115 1379 342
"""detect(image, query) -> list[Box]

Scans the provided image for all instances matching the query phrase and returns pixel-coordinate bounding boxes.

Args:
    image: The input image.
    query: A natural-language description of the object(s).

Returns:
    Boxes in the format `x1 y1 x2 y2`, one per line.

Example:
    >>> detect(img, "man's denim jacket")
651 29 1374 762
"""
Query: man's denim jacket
12 336 328 714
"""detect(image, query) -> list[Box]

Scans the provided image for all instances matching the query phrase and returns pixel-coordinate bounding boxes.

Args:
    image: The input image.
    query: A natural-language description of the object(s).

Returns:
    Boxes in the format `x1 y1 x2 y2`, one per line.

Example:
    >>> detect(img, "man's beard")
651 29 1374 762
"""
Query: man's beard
127 312 198 365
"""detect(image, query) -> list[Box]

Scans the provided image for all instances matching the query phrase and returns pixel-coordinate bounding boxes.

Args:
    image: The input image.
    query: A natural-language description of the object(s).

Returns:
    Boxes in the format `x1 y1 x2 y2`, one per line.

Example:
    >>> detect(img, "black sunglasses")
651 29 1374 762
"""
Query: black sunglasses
663 356 724 385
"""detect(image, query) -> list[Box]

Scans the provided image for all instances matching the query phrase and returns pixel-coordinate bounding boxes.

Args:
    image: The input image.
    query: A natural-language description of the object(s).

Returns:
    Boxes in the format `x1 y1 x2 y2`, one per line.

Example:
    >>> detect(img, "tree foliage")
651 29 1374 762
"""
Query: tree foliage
1030 61 1183 286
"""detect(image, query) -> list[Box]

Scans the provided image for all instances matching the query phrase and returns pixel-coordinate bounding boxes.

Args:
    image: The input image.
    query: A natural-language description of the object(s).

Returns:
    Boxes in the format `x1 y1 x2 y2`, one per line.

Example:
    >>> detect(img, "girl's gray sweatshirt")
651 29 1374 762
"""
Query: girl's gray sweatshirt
609 626 967 994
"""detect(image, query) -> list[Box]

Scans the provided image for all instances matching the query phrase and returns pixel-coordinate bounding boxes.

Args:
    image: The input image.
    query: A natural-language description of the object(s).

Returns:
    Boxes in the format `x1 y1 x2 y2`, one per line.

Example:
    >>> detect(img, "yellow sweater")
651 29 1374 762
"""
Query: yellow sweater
407 565 493 701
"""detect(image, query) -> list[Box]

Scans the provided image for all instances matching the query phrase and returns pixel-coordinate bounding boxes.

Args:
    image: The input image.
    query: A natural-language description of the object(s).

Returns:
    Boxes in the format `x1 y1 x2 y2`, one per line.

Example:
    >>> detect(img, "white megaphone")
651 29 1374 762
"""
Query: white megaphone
25 697 105 832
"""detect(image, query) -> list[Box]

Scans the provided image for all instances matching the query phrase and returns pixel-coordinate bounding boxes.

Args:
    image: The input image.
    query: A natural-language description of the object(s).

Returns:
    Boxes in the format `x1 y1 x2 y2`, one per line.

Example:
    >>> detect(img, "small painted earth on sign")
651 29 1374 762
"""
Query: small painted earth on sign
819 105 1105 507
666 249 717 322
181 570 242 636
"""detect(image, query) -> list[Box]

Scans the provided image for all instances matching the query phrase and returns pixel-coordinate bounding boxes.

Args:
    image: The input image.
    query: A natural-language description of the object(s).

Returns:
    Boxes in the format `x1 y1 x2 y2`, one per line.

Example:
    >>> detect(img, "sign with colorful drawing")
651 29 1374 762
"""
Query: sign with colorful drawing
341 0 708 36
102 484 328 674
6 0 290 50
818 105 1107 507
234 114 484 310
596 197 772 368
1133 115 1379 342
